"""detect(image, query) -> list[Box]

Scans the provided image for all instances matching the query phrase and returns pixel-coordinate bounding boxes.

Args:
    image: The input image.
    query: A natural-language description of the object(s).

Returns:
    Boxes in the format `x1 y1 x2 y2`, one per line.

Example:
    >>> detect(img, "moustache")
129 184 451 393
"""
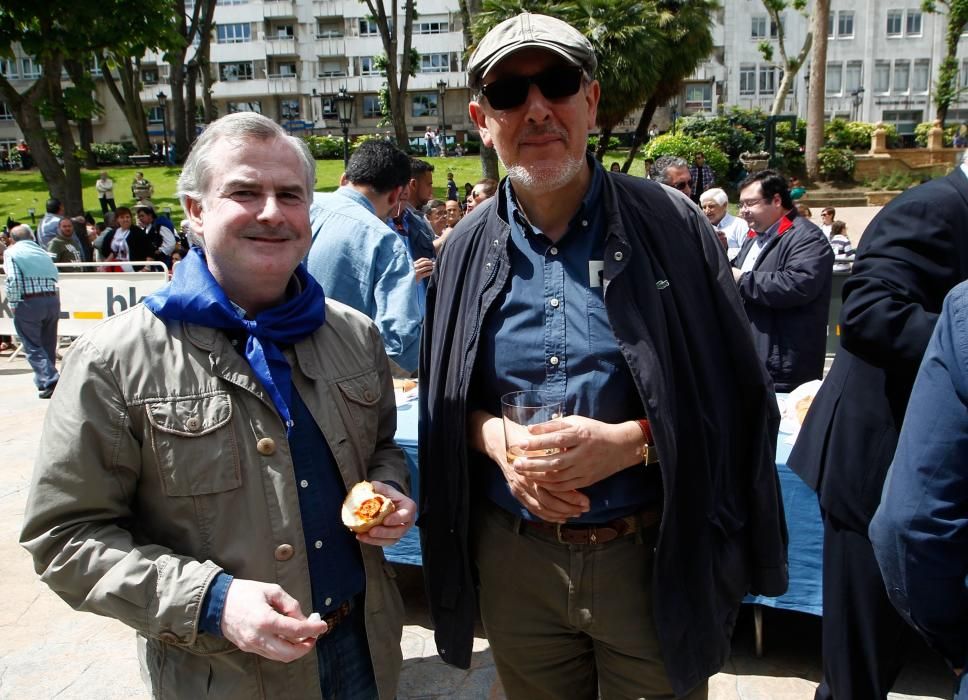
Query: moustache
518 125 569 142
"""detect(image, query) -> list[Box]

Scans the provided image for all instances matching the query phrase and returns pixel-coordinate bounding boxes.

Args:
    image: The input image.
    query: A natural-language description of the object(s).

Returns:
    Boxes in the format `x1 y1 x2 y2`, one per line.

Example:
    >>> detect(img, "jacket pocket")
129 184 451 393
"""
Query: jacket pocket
146 392 242 497
336 372 382 444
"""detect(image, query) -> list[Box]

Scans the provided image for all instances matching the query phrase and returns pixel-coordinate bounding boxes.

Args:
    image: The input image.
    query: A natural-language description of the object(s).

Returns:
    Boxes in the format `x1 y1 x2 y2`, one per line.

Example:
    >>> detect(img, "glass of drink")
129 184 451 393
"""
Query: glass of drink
501 390 564 464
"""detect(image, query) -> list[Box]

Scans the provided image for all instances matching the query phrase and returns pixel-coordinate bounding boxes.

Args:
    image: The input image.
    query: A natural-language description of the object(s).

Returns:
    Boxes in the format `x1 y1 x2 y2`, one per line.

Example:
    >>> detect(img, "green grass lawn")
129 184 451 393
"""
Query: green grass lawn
0 151 641 225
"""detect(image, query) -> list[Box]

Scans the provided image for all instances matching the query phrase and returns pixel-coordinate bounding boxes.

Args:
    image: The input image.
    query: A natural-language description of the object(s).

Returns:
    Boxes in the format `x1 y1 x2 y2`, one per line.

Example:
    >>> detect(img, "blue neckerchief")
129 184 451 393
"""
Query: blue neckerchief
143 247 326 432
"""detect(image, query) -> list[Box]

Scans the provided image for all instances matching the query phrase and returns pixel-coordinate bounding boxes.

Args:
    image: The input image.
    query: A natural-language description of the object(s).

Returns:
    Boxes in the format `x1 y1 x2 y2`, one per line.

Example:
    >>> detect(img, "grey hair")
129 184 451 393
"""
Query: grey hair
176 112 316 215
650 155 690 183
699 187 728 207
10 224 33 242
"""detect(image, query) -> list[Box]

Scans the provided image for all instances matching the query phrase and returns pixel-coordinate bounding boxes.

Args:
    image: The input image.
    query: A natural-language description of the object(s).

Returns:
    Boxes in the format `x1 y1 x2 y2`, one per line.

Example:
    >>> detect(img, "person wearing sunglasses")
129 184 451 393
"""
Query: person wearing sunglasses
650 155 693 197
731 169 833 393
418 12 787 700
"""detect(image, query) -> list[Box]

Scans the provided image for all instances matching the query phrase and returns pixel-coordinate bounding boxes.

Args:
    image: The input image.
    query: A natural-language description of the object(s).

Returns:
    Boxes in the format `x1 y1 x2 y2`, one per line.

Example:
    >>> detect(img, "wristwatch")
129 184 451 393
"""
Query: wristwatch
636 419 660 465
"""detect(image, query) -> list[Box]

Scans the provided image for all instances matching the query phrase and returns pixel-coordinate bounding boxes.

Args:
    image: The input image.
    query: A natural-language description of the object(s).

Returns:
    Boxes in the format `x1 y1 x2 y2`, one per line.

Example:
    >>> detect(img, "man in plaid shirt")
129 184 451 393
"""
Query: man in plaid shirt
4 225 60 398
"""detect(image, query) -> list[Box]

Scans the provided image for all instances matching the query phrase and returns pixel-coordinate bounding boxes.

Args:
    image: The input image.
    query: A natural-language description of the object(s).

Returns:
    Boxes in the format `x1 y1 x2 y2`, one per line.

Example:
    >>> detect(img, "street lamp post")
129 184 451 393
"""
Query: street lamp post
333 87 355 167
437 80 447 157
850 86 865 122
156 91 170 164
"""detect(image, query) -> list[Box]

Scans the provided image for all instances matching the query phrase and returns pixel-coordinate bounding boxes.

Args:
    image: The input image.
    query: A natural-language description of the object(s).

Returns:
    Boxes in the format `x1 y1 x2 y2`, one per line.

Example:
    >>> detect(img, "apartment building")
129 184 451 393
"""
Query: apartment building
3 0 968 153
680 0 968 139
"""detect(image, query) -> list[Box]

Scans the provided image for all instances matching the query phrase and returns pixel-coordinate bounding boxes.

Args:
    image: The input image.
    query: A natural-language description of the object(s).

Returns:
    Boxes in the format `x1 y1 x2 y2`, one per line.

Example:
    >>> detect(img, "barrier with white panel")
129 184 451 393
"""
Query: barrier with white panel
0 262 170 337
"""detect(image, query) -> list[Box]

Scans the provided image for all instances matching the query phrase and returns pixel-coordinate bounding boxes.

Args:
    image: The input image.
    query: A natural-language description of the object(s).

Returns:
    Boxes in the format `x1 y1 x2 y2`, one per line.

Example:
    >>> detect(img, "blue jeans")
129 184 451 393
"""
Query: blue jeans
316 598 378 700
13 295 60 390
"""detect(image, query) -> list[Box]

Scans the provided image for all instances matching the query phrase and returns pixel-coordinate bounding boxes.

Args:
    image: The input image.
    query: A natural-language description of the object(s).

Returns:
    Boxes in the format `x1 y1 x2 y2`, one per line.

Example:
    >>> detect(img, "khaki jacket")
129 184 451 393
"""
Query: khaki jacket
21 300 409 699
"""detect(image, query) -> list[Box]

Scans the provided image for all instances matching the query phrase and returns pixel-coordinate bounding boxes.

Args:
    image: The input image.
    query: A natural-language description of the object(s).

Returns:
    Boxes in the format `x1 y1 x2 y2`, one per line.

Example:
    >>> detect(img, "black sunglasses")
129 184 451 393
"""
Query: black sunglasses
672 180 693 191
481 67 584 110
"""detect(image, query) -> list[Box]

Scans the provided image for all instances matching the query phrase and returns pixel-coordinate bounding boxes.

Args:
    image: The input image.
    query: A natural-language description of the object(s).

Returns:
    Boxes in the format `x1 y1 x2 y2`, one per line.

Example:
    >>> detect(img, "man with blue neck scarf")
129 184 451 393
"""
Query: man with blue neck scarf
419 12 787 700
20 112 415 700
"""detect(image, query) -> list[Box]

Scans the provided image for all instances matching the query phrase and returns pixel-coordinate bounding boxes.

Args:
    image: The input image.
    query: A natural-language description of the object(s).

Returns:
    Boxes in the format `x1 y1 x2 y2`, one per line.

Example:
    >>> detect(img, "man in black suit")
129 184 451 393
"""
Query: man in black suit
789 159 968 699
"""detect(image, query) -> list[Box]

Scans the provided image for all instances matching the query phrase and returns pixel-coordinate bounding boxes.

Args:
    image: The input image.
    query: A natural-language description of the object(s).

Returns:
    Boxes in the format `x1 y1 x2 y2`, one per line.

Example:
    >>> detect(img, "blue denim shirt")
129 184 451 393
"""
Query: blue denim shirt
306 188 421 372
471 160 661 523
390 205 436 315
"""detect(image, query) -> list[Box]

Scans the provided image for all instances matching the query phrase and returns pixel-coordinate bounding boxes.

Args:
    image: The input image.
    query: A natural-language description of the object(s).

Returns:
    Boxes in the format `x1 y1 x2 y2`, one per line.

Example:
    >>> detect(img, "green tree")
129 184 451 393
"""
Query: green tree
0 0 174 213
758 0 811 116
457 0 500 178
805 0 829 179
362 0 418 149
922 0 968 126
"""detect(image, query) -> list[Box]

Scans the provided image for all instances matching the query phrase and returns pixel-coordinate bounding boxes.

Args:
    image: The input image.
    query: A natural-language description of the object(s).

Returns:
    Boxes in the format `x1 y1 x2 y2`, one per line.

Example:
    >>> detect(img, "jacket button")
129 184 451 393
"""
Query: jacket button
257 437 276 455
614 251 624 261
159 631 180 644
363 389 375 402
185 417 201 432
274 544 294 561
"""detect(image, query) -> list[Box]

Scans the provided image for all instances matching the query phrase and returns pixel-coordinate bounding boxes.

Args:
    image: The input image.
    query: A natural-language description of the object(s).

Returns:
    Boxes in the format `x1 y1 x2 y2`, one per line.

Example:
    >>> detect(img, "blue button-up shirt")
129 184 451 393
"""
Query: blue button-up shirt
390 205 436 315
306 188 421 372
471 160 661 523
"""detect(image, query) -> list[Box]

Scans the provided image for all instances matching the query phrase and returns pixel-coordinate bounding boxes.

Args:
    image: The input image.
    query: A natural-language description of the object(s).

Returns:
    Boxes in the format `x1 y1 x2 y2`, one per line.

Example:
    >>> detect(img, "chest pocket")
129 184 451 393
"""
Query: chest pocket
146 392 241 497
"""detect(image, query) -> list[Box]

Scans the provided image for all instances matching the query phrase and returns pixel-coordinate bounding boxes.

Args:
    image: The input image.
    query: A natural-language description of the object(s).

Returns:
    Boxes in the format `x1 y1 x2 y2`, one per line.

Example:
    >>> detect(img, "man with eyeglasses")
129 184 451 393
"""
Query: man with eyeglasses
732 169 833 392
650 155 692 197
418 12 788 700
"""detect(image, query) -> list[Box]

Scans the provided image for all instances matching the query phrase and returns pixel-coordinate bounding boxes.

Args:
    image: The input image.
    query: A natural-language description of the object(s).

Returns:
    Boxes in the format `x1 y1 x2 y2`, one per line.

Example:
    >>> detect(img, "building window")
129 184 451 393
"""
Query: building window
838 11 854 38
875 61 891 93
0 58 17 79
362 95 382 118
271 24 294 38
739 65 756 96
827 12 834 38
882 109 923 135
826 62 843 95
142 68 159 85
419 53 449 73
217 23 251 43
962 59 968 89
684 83 712 110
219 61 254 81
907 11 922 35
359 19 379 36
317 60 344 77
316 22 343 38
751 16 767 38
845 61 863 93
20 58 41 79
360 56 382 76
887 10 903 37
321 97 337 120
216 0 248 5
147 106 164 124
759 66 777 95
894 59 910 92
411 93 439 117
913 59 930 92
270 62 297 77
415 21 448 34
228 101 262 114
279 99 300 120
0 102 14 121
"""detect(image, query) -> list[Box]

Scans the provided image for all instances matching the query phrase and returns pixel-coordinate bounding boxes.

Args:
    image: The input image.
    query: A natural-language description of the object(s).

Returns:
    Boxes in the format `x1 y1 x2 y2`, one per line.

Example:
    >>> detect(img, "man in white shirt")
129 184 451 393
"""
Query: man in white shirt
699 188 748 260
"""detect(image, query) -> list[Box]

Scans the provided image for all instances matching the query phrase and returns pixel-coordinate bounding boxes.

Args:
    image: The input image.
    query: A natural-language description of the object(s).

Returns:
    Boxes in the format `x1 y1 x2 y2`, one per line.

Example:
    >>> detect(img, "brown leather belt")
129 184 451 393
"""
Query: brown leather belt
319 599 353 636
522 508 661 545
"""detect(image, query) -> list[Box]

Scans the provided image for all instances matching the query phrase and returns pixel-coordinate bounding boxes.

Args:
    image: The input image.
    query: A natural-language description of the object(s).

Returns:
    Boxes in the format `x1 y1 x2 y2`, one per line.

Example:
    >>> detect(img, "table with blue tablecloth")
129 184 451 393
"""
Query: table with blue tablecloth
386 393 826 633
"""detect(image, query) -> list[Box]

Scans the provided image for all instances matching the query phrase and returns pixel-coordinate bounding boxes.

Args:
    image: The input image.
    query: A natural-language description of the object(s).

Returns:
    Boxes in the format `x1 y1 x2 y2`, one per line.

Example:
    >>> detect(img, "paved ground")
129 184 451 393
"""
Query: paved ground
0 319 953 699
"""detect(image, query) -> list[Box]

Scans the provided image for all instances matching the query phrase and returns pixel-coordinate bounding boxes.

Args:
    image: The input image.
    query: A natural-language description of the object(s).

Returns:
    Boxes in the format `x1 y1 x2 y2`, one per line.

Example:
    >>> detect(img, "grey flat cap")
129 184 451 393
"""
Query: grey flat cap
467 13 596 89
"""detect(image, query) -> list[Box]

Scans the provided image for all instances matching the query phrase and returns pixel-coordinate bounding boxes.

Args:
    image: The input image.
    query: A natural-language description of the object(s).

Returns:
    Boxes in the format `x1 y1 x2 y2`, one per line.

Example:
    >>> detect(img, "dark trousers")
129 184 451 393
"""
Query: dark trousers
99 197 116 214
815 509 916 700
13 295 60 390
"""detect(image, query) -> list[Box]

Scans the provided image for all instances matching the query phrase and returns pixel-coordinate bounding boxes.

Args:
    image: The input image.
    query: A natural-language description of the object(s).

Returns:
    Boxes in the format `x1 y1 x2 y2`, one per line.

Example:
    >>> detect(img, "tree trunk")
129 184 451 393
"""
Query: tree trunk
100 54 151 152
805 0 830 180
63 59 98 169
185 64 198 147
594 127 612 162
169 53 186 163
44 65 84 215
622 96 660 173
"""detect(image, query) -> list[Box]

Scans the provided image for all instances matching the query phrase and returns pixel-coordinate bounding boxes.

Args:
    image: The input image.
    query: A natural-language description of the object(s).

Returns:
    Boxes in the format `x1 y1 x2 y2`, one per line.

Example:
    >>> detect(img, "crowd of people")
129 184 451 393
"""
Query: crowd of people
4 10 968 700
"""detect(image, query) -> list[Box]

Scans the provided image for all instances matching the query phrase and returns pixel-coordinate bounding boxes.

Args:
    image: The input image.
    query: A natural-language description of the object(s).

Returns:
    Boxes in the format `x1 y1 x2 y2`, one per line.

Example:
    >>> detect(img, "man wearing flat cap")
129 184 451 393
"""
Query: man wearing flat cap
418 11 788 700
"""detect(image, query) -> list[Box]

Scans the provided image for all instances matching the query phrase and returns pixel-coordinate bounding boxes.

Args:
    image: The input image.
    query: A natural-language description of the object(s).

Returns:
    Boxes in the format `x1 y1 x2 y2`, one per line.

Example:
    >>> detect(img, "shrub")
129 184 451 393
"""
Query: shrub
817 147 856 181
588 135 621 152
913 121 956 147
90 142 133 165
826 120 899 150
349 133 388 154
643 133 730 184
303 134 344 159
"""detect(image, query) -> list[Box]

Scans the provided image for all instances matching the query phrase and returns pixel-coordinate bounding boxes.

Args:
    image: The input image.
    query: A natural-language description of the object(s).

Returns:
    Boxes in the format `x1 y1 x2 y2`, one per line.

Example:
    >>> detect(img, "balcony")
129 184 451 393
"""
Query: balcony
267 76 299 94
315 37 346 56
313 0 344 17
212 78 270 99
265 36 297 55
263 0 296 18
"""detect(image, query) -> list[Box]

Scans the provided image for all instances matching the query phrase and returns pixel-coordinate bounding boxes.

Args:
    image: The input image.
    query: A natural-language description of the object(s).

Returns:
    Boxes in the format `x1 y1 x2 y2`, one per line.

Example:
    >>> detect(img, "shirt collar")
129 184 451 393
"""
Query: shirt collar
336 186 376 217
504 154 603 239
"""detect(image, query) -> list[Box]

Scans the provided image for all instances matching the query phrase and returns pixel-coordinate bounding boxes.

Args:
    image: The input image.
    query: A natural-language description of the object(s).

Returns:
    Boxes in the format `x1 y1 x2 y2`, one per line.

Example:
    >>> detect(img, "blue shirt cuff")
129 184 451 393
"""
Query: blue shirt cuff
199 572 233 637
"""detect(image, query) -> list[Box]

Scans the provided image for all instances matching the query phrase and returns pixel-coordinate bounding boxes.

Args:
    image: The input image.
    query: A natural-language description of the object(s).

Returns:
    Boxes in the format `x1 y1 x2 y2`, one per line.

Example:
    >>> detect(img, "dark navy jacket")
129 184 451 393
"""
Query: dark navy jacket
733 211 833 393
870 280 968 672
789 168 968 533
418 173 788 697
